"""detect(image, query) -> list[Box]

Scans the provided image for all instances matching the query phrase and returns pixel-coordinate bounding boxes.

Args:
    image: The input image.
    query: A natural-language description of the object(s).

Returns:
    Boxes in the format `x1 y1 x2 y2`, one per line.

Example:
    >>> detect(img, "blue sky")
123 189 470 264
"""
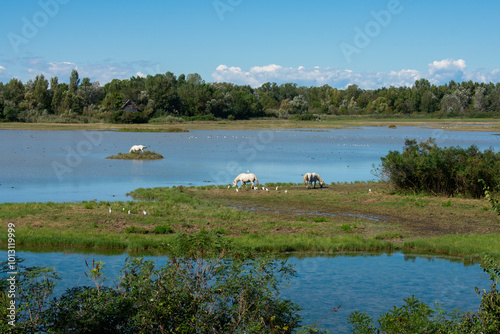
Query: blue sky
1 0 499 89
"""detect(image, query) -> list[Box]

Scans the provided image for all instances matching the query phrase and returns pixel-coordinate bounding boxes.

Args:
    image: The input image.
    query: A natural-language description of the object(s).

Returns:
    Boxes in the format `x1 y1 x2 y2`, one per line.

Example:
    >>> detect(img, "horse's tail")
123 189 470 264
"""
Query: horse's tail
255 176 259 184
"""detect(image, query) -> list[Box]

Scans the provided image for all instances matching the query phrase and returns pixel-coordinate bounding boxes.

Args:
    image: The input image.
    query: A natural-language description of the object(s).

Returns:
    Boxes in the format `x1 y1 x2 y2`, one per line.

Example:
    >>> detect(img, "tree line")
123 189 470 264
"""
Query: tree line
1 69 500 123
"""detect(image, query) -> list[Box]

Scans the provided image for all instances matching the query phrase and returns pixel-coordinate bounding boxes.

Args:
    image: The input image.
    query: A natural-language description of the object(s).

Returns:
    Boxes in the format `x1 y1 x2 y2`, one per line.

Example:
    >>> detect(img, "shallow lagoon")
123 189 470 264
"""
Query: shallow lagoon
1 126 498 331
1 250 490 333
1 126 499 203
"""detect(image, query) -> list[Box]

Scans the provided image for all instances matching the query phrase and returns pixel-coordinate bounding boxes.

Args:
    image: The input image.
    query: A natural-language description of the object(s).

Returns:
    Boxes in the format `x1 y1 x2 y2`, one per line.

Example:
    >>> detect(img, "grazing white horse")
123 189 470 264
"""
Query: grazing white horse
303 172 324 189
232 173 259 188
129 145 147 153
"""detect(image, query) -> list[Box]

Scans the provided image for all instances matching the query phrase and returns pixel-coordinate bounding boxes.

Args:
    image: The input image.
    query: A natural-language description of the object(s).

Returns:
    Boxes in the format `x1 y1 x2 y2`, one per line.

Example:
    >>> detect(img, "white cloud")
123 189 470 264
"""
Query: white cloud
428 58 466 74
0 65 13 81
1 58 162 84
250 64 283 73
212 59 500 89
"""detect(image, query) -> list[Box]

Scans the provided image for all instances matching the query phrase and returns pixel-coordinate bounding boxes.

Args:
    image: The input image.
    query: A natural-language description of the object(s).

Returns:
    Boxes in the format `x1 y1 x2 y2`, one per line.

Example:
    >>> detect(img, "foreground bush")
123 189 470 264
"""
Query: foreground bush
379 138 500 197
0 232 321 333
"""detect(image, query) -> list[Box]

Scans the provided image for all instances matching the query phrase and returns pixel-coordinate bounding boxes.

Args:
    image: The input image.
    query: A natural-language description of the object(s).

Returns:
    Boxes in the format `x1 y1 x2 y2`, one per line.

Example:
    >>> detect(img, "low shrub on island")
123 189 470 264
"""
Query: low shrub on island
106 151 164 160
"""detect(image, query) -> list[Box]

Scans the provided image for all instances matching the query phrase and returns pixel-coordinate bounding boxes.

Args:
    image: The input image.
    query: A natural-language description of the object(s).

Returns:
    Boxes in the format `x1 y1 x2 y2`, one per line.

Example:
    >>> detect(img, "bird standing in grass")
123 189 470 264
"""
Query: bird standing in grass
109 208 112 214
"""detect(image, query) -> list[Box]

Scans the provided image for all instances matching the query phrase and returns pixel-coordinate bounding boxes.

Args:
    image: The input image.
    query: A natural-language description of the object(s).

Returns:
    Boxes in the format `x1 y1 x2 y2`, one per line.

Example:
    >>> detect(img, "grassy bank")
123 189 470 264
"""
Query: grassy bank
1 116 500 132
116 126 189 132
1 182 499 260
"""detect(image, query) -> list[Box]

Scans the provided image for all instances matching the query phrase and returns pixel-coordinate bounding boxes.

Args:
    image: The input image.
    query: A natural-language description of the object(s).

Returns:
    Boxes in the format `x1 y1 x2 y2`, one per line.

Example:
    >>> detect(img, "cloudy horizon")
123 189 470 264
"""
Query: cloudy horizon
1 1 499 90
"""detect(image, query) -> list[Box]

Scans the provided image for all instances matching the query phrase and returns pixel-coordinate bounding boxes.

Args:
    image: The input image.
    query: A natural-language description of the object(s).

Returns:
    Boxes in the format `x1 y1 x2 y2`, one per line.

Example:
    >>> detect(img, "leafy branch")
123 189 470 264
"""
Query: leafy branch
479 179 500 214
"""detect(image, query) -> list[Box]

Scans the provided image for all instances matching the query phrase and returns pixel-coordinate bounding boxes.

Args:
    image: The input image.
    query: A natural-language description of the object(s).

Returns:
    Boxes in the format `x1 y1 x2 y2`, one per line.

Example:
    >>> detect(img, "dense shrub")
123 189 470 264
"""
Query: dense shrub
110 110 148 124
289 113 316 121
379 138 500 197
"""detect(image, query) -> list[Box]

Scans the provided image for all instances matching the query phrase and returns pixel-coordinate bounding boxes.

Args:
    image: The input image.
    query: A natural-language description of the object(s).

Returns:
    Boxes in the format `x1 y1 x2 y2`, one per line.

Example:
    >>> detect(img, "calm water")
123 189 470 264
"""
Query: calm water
1 250 490 333
1 126 499 203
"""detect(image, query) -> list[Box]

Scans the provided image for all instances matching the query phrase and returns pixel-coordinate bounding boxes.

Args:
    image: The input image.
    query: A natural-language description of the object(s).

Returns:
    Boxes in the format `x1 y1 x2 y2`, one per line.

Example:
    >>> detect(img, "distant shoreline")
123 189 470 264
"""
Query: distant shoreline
0 116 499 132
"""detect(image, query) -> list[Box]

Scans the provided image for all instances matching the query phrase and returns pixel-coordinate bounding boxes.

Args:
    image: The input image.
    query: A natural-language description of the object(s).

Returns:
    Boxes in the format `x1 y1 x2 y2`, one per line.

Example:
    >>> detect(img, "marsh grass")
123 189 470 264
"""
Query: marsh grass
117 127 188 133
106 151 164 160
403 235 500 259
1 182 499 258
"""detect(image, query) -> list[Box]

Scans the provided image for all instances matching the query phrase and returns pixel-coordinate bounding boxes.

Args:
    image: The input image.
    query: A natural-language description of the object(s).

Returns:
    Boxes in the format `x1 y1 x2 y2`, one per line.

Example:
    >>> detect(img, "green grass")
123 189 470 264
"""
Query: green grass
1 182 499 259
403 234 500 260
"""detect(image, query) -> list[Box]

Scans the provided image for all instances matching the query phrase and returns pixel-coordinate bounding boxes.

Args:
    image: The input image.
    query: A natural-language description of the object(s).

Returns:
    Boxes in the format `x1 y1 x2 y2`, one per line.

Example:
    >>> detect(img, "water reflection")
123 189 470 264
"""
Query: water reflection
1 250 489 333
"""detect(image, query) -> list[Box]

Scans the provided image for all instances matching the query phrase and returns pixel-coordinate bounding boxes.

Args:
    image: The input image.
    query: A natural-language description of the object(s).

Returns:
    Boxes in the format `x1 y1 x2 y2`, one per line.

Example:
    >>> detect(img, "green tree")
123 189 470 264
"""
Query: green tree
51 82 68 114
145 73 180 115
420 91 438 113
229 89 263 119
102 92 123 111
3 78 25 108
33 74 51 111
69 69 80 94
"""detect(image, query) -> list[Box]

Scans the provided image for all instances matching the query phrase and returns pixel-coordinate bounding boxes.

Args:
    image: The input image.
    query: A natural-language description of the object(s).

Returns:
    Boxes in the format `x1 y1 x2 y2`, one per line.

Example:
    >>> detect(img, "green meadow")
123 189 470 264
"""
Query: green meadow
1 182 499 260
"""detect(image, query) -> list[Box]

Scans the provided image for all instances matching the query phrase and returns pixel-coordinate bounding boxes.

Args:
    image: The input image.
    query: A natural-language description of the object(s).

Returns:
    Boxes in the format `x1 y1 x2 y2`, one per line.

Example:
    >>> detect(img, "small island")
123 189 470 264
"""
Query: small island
106 151 164 160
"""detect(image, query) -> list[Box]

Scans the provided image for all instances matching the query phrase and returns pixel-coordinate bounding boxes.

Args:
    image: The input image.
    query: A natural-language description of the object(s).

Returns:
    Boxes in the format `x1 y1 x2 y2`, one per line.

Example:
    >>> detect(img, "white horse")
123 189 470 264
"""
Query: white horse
129 145 147 153
303 172 324 189
232 173 259 188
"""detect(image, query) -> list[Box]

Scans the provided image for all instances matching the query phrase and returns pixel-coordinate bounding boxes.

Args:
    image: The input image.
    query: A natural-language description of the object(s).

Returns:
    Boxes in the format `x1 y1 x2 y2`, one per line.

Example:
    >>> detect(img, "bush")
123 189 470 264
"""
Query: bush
348 255 500 333
0 232 312 333
110 110 148 124
124 225 148 234
289 114 316 121
151 224 174 234
379 138 500 198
